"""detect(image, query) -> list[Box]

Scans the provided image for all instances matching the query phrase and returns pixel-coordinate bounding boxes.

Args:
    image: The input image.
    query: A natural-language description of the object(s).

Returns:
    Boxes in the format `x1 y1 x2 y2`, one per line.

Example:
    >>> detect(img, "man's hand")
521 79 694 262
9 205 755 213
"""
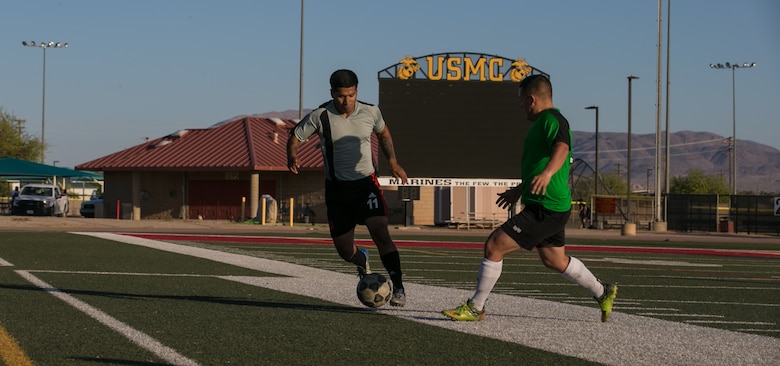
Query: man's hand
496 185 522 209
388 161 408 184
529 171 553 196
287 156 299 174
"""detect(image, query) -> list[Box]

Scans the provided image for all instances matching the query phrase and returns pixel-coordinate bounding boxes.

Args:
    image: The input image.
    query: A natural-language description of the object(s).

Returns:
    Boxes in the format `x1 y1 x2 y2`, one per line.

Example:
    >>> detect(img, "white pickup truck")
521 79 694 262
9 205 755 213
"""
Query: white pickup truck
11 183 70 217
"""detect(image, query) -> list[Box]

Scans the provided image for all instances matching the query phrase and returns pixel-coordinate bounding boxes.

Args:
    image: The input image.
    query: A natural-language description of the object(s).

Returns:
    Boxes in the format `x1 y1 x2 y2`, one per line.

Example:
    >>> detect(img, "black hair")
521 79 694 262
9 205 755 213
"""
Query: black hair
329 69 359 89
518 74 552 98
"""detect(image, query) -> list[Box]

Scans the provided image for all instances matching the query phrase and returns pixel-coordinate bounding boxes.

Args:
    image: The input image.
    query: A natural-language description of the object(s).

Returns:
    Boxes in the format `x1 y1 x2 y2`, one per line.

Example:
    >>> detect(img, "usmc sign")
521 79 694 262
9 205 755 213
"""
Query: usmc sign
378 52 548 82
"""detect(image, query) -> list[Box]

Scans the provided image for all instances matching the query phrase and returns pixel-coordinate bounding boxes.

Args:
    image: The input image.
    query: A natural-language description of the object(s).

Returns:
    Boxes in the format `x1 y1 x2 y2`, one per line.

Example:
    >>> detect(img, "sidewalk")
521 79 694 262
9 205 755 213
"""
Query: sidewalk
1 215 779 245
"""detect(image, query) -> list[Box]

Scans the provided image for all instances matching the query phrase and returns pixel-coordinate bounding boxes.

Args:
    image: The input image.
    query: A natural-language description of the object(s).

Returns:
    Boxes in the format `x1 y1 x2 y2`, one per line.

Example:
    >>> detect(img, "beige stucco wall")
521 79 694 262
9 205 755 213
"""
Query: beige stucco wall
100 170 436 225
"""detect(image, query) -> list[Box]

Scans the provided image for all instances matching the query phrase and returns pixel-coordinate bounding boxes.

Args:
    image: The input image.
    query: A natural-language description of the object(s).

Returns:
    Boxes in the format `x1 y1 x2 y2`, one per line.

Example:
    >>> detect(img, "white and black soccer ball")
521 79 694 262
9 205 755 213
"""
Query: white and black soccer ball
356 273 392 308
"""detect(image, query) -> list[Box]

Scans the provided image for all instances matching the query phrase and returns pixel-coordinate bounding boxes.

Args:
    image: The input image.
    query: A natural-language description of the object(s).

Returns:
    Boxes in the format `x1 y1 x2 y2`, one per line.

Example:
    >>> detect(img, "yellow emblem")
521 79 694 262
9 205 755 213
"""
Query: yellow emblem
510 58 533 82
398 56 420 80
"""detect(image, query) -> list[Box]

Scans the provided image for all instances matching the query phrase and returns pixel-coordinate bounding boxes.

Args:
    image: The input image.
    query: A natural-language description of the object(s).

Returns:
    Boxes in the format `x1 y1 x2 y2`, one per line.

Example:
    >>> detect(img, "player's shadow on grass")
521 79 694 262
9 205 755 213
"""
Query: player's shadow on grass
0 283 379 314
396 307 597 323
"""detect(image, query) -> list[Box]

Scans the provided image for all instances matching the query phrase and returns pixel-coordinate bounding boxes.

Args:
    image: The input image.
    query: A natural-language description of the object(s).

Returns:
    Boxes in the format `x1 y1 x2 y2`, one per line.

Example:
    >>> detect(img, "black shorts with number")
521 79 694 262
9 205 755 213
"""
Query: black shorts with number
325 174 387 237
500 204 571 251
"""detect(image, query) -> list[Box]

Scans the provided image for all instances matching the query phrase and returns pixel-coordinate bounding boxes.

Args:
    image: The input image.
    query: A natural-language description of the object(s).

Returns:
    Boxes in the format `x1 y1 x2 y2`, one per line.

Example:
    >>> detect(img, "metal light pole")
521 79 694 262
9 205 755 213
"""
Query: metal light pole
709 62 756 195
298 0 304 120
654 0 666 231
585 106 599 196
22 41 68 164
585 105 599 229
624 75 639 236
662 0 672 232
647 168 652 193
664 0 672 197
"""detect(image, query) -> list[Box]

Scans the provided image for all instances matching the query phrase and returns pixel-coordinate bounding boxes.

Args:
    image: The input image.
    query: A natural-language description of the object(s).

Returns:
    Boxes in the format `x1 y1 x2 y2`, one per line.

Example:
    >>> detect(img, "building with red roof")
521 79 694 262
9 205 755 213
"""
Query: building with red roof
76 115 334 221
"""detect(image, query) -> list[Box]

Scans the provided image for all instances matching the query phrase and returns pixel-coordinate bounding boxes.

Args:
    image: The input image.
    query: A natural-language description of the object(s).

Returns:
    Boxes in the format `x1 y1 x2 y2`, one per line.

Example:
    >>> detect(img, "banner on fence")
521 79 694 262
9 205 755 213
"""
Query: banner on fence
377 177 522 187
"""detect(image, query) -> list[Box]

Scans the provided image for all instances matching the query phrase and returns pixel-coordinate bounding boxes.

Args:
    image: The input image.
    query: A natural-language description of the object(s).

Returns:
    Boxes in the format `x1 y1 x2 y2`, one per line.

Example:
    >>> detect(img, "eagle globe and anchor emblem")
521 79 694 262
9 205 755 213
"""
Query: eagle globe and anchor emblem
397 56 421 80
509 58 532 82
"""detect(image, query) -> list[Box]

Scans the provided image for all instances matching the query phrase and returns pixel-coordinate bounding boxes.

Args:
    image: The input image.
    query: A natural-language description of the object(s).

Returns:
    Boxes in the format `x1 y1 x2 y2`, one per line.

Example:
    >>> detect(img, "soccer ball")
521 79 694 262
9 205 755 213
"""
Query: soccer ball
356 273 392 308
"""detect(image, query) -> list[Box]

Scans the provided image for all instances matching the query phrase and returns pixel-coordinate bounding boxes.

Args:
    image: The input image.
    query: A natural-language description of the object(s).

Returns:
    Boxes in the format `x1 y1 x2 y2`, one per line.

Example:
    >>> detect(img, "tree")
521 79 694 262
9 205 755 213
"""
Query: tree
571 175 594 201
599 172 627 196
0 107 44 161
669 169 729 195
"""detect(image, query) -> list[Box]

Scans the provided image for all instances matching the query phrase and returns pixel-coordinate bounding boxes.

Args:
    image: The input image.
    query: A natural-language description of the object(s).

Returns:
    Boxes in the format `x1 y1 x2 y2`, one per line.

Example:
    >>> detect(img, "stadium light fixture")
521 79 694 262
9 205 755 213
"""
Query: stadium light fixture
710 61 756 195
22 40 69 163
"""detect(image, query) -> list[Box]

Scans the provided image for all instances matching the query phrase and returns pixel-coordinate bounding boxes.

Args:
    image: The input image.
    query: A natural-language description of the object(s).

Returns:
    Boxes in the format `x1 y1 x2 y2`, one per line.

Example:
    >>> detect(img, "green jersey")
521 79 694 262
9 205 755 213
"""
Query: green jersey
521 108 573 212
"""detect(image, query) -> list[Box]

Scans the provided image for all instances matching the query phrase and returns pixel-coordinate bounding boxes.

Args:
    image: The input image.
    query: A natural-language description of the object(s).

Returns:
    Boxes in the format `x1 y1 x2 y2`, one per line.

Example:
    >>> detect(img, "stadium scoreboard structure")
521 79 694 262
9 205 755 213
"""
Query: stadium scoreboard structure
377 52 549 179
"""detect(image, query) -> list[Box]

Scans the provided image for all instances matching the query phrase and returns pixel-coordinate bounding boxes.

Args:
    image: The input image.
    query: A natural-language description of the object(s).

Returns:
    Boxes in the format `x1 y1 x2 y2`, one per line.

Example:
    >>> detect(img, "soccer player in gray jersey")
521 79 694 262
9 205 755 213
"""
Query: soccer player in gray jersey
287 69 409 306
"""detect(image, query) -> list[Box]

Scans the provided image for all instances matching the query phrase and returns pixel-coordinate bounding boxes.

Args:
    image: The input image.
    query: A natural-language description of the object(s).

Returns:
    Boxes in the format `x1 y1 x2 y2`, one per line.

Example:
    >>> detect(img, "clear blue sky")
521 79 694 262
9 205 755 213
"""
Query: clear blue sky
1 0 778 169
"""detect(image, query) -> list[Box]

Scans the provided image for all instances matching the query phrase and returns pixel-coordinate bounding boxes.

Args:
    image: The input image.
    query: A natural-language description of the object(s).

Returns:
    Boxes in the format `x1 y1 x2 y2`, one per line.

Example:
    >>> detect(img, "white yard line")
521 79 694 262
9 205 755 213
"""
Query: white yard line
76 232 780 366
15 270 199 366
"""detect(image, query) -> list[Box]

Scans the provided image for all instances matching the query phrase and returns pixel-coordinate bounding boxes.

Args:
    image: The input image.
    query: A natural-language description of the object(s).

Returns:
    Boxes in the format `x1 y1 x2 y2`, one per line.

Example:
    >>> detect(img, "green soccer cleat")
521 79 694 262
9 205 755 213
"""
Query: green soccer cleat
442 300 485 321
597 282 618 322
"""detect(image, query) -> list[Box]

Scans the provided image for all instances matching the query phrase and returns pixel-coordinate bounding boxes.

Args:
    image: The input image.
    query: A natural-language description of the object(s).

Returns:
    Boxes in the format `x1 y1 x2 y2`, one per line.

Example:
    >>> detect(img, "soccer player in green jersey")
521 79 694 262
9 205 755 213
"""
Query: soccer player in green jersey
442 75 617 322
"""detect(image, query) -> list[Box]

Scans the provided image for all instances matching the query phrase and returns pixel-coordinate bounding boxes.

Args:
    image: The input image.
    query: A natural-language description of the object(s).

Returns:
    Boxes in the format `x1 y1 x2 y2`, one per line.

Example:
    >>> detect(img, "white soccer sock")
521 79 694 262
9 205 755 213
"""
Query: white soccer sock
470 258 503 311
561 256 604 298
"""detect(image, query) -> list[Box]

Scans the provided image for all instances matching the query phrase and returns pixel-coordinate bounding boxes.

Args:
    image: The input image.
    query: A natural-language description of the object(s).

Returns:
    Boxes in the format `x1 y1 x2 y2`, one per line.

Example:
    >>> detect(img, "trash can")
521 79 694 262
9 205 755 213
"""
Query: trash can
94 202 104 218
257 195 277 224
718 217 734 233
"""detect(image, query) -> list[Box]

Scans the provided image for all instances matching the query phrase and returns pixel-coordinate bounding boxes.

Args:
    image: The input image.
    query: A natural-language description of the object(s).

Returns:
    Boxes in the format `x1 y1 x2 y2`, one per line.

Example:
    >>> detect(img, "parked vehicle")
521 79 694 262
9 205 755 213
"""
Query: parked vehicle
80 191 104 218
11 184 69 216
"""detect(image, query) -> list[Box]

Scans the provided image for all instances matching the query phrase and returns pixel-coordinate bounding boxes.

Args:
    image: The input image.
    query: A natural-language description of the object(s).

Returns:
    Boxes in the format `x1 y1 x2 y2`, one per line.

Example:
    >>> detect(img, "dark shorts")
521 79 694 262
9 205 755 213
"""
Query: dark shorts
325 174 387 237
500 204 570 251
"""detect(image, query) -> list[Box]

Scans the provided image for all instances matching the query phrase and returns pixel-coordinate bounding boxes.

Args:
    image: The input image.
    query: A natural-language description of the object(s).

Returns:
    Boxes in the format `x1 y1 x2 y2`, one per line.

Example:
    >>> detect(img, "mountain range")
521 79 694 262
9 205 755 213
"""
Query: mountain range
571 131 780 193
262 109 780 193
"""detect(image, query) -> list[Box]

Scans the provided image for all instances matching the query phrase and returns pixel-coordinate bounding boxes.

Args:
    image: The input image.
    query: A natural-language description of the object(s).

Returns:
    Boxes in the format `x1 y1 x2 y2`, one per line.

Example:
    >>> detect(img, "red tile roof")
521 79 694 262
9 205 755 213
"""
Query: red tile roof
75 116 325 172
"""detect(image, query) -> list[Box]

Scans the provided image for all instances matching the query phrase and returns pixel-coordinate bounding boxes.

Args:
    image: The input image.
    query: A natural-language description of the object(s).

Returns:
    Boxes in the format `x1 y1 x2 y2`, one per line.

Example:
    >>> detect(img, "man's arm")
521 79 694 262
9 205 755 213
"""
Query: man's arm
528 141 568 196
287 134 302 174
376 127 408 184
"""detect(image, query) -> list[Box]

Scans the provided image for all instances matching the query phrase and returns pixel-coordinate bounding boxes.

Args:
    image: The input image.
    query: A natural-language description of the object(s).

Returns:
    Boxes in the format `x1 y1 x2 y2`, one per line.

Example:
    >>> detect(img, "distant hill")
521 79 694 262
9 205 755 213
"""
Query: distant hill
571 130 780 193
261 109 778 193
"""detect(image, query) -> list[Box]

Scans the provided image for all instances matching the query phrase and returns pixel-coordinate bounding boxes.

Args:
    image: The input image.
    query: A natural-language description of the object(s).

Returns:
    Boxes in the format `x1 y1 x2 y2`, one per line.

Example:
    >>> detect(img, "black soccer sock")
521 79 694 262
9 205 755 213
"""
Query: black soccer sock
380 250 404 290
348 249 367 269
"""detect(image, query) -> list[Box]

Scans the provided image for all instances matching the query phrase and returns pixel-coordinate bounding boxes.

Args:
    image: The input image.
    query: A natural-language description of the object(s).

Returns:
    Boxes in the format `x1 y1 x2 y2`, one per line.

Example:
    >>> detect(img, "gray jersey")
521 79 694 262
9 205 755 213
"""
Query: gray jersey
293 101 385 181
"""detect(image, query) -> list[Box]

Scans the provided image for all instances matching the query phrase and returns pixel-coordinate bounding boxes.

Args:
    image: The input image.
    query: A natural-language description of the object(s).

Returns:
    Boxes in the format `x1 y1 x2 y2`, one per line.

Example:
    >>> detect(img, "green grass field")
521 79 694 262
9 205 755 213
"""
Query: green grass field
0 231 778 365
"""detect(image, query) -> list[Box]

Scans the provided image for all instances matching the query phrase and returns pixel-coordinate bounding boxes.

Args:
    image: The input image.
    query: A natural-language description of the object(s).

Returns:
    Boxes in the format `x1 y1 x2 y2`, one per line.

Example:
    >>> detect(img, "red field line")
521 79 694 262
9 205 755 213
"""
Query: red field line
125 233 780 259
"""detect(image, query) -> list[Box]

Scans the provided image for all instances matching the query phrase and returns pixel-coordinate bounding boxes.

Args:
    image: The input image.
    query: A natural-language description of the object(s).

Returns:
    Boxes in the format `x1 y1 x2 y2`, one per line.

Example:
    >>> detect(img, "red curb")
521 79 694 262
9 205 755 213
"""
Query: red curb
125 233 780 259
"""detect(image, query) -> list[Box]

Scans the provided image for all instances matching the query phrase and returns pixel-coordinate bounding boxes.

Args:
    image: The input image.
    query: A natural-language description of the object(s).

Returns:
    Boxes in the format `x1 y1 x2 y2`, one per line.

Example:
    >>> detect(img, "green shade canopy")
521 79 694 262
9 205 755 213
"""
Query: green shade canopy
0 158 103 179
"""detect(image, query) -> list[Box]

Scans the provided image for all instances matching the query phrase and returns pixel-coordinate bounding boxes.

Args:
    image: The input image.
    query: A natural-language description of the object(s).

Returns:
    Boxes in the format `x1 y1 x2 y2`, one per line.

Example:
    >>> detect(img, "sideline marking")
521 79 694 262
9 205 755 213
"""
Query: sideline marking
15 270 199 366
0 326 33 366
0 257 13 266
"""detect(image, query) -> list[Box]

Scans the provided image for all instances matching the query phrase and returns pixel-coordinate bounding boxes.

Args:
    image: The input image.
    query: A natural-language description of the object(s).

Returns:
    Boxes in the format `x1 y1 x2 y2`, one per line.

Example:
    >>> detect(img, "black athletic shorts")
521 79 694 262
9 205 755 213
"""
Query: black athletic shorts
325 174 387 238
500 204 570 251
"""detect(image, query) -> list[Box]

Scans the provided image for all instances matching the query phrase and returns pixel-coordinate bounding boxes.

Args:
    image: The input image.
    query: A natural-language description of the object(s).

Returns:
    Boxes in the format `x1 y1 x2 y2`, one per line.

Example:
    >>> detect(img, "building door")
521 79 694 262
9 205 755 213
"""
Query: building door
188 180 276 220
